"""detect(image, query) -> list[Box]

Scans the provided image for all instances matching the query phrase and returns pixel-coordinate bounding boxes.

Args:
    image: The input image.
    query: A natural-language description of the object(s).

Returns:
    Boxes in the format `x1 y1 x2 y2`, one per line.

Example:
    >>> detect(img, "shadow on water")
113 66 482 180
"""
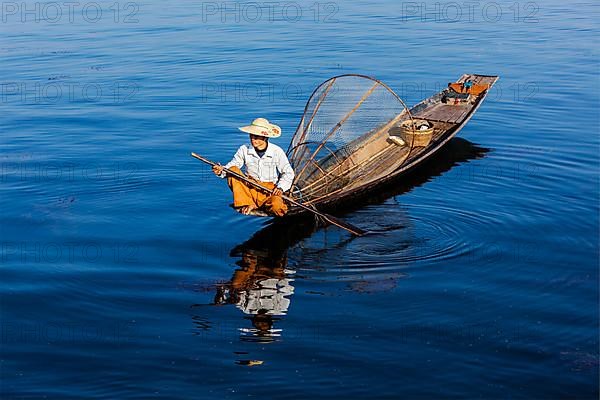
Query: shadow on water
192 137 489 342
265 136 490 230
325 136 490 216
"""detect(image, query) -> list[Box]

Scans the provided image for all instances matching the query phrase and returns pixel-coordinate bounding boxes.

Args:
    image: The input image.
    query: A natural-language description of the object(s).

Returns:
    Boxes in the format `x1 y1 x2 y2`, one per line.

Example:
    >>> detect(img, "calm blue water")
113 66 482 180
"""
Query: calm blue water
1 1 598 398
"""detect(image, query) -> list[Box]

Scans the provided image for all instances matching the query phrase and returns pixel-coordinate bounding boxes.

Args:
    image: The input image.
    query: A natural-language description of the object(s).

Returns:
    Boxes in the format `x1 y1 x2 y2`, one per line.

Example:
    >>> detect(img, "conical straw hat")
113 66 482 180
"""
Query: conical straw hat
238 118 281 138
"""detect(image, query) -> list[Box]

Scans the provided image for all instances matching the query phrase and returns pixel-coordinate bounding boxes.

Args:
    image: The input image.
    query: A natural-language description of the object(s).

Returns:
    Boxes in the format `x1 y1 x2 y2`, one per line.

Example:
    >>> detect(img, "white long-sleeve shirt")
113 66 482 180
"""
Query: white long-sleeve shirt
221 143 295 192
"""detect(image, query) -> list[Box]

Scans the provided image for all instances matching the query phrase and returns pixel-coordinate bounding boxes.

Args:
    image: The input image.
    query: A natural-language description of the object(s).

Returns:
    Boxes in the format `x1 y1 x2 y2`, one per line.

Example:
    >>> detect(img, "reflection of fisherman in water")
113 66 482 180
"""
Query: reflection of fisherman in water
207 137 490 341
214 247 295 342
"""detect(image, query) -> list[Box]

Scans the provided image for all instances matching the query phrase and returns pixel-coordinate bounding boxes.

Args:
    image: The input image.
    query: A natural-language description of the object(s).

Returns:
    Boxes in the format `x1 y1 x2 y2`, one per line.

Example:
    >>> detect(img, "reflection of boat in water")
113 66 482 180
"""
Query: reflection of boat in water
196 137 489 341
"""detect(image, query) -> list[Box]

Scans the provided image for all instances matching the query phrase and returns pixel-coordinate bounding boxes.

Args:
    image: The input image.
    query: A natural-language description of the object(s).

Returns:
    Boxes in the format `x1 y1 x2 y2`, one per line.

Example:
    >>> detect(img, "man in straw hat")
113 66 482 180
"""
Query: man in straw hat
212 118 295 217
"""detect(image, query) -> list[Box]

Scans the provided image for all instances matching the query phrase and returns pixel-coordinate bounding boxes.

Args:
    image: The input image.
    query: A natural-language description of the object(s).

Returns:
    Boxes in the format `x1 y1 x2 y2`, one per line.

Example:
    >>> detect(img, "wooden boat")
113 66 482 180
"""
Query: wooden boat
276 73 499 216
235 73 498 218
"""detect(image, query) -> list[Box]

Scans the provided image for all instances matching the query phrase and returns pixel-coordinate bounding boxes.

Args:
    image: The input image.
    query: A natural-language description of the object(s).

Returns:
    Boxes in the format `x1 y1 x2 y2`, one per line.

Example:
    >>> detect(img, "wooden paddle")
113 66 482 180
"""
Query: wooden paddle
190 152 367 236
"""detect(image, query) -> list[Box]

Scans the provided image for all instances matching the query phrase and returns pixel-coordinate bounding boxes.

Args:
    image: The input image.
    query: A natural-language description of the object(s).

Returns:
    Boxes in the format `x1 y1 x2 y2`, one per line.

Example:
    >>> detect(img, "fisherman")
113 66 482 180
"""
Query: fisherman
212 118 295 216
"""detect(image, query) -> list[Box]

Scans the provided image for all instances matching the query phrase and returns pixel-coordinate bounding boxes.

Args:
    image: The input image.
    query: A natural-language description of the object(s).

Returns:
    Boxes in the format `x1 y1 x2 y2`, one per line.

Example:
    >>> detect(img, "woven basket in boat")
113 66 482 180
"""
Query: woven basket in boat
400 119 434 147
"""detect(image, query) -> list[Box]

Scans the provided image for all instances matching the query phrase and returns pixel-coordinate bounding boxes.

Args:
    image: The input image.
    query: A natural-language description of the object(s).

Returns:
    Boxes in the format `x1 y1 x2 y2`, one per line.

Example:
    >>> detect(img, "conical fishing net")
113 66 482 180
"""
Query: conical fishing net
286 74 417 205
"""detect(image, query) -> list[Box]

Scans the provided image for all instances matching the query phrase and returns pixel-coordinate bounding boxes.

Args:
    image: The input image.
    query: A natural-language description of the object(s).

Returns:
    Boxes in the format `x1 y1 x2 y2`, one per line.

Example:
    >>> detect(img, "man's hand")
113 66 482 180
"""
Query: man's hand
212 164 224 176
271 187 283 196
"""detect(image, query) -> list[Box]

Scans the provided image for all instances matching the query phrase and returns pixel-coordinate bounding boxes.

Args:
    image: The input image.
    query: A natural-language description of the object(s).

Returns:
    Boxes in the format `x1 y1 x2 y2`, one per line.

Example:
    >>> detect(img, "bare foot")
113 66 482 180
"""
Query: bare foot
240 205 256 215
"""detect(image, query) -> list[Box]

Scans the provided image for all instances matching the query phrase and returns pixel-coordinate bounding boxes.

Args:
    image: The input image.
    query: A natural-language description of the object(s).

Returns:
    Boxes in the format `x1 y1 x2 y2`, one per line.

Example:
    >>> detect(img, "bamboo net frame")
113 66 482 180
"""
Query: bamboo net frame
286 74 417 204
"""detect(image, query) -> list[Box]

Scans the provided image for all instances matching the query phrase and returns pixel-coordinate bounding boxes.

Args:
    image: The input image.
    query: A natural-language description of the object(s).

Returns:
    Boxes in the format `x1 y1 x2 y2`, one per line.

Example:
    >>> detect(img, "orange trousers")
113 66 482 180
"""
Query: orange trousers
227 166 288 217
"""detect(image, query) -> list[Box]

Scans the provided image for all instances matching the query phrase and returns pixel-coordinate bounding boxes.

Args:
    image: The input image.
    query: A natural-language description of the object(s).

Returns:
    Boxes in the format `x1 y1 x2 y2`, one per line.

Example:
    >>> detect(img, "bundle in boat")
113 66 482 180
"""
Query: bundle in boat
442 80 490 105
389 119 434 148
